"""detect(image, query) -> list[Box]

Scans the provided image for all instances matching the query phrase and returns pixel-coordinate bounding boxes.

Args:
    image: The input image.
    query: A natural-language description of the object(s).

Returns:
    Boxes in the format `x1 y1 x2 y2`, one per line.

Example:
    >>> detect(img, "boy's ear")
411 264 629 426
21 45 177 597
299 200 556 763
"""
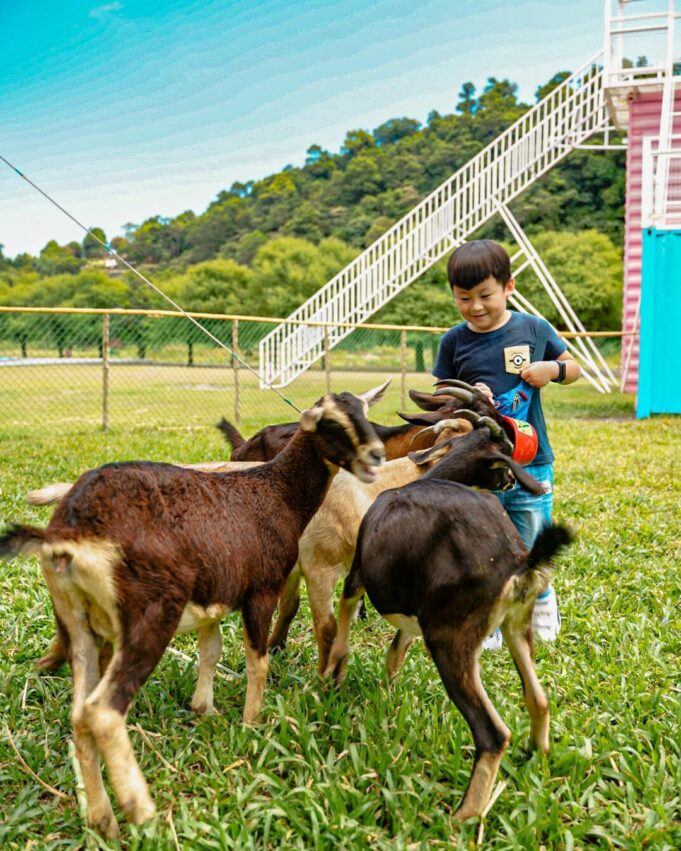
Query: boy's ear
504 277 516 297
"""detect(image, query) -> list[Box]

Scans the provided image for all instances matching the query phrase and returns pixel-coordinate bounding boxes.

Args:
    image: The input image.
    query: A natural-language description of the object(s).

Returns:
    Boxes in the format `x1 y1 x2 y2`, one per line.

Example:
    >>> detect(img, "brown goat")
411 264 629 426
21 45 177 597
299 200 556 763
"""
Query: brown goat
0 389 385 838
217 393 476 462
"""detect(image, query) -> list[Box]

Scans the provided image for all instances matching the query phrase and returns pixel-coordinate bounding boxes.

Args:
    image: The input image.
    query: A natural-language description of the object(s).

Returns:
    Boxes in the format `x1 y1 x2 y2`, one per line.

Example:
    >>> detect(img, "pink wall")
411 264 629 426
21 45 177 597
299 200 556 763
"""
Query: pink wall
623 90 681 392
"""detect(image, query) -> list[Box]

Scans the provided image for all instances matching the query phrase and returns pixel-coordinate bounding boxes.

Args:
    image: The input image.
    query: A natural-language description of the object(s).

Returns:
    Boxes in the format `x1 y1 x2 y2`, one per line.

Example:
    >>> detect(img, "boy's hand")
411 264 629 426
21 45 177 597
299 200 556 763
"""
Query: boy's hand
520 361 559 387
474 382 495 402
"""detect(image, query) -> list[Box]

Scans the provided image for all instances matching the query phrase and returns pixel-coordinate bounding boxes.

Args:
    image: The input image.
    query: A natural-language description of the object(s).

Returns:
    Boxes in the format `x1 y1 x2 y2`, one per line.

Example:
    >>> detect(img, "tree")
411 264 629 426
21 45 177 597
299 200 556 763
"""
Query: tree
339 155 383 204
510 230 622 330
251 238 327 316
173 259 257 315
373 117 421 147
83 227 107 258
457 82 477 116
36 240 84 276
304 145 337 179
535 71 571 102
340 129 376 158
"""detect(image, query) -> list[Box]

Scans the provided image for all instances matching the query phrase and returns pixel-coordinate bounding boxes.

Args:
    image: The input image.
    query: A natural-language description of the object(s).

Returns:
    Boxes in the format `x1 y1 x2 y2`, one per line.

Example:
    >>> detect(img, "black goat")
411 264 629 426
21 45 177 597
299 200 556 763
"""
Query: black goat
324 450 573 821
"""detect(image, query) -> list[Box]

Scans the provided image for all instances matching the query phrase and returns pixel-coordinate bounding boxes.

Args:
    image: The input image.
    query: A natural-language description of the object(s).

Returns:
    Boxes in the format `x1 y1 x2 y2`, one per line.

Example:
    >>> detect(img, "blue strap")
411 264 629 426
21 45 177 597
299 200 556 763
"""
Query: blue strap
496 320 551 418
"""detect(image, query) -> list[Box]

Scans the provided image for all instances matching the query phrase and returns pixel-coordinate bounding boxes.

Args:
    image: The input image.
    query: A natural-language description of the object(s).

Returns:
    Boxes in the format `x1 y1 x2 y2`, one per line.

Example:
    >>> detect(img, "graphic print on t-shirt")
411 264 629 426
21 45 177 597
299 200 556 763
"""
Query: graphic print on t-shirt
504 345 530 374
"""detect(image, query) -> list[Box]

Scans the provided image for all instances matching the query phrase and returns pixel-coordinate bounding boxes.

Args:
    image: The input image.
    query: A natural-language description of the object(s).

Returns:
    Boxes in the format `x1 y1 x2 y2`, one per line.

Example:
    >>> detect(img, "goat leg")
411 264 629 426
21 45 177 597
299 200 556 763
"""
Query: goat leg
323 587 364 685
424 630 511 821
268 567 302 653
501 622 550 752
35 628 69 672
242 593 278 724
41 561 119 838
190 622 222 715
385 629 416 683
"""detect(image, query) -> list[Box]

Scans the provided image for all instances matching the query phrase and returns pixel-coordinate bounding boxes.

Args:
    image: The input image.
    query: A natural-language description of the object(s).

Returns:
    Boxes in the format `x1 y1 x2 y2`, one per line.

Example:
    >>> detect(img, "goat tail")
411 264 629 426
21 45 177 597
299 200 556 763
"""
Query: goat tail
526 524 574 571
0 524 49 560
216 417 245 450
27 482 73 506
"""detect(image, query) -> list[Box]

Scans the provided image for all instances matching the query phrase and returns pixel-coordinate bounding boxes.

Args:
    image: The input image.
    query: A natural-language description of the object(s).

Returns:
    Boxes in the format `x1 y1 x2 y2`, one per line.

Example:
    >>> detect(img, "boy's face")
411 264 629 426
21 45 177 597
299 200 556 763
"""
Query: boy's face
452 276 515 332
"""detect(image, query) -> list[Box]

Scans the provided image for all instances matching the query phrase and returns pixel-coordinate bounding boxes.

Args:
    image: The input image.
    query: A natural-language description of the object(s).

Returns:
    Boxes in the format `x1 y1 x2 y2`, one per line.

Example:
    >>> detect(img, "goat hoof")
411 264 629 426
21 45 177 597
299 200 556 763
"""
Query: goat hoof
323 655 347 685
123 798 156 826
35 651 67 672
452 804 482 822
191 701 220 717
88 809 119 839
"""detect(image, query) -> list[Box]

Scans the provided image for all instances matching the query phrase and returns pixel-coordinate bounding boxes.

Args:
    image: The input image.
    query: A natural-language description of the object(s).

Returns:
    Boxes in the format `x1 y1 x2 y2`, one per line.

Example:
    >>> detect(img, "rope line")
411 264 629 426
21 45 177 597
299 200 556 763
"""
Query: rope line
0 154 301 413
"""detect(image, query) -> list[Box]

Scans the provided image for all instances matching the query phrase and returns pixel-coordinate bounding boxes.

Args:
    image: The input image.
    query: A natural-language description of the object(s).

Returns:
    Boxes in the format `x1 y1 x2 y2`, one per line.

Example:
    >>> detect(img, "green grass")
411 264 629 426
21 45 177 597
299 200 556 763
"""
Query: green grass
0 378 679 849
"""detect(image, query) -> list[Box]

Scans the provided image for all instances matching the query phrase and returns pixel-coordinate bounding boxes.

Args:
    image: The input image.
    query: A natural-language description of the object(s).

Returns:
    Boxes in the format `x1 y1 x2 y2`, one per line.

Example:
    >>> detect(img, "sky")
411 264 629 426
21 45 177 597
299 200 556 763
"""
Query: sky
0 0 609 258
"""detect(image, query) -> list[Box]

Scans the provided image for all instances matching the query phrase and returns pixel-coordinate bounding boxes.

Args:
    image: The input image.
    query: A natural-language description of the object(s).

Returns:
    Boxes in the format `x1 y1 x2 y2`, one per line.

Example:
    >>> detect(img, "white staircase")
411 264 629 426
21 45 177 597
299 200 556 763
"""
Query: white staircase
259 52 611 387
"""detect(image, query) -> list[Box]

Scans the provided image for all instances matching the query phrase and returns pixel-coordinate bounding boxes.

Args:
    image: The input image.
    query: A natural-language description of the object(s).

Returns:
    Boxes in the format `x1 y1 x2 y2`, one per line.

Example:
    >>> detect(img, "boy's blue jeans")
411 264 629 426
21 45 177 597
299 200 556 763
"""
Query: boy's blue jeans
494 463 554 601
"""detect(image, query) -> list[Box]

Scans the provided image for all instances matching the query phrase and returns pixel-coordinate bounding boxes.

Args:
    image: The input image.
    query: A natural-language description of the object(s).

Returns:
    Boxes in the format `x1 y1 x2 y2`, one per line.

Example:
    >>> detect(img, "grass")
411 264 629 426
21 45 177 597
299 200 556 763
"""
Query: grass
0 376 679 849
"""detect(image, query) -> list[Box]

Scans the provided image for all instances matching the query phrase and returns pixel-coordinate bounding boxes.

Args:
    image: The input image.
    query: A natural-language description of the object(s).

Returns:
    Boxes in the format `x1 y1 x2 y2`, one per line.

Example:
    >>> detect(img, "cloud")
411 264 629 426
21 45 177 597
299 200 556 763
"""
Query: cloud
89 2 123 20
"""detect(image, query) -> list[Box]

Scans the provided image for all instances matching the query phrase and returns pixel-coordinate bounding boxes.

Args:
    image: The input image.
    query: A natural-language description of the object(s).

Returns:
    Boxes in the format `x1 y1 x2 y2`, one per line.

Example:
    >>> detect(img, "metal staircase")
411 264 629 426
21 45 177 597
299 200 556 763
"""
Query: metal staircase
259 52 611 388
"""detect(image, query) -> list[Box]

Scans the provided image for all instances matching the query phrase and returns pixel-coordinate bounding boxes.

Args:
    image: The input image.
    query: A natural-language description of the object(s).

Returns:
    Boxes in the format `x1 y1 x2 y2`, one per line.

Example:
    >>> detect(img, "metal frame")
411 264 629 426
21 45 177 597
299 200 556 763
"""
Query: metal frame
259 54 610 387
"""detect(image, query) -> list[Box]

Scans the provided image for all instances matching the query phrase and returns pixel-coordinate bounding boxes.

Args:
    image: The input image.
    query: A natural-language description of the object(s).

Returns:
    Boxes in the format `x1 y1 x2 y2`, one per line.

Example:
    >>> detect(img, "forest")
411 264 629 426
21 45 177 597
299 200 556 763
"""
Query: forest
0 70 625 332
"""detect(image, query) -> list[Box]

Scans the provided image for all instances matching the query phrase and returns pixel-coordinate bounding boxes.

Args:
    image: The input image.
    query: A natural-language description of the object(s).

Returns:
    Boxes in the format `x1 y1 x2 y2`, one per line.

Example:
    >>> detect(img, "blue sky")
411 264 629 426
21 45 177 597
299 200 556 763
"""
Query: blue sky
0 0 606 258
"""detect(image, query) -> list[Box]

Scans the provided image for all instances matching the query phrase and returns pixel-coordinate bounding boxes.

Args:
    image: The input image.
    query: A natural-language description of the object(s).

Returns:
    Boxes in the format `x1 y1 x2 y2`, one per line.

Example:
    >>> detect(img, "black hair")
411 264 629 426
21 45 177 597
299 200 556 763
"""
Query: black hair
446 240 511 290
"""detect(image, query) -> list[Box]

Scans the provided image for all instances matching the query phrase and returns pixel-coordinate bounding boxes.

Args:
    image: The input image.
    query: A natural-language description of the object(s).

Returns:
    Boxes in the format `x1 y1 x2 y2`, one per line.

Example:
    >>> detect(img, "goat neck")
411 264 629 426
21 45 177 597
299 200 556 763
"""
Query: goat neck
262 427 338 524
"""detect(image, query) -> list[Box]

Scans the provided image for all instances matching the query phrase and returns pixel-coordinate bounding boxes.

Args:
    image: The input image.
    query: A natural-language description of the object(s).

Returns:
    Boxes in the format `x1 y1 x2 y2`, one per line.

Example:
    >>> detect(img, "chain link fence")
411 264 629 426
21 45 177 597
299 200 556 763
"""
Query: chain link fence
0 307 447 436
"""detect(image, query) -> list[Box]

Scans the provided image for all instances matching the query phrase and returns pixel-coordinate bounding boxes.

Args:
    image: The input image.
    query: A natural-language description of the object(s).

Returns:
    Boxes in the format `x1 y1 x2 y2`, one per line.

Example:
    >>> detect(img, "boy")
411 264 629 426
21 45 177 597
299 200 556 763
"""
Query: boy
433 240 580 646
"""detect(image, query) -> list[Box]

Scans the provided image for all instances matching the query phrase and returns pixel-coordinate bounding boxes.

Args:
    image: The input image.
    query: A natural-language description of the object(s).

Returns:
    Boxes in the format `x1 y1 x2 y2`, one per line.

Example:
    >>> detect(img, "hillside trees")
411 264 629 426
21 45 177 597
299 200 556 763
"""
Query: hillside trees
0 65 626 333
92 68 624 266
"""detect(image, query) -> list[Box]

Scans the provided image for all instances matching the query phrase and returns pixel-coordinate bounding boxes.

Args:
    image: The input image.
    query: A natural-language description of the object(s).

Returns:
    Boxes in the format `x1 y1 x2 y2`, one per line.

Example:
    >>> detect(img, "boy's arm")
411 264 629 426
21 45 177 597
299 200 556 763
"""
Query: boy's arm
521 352 580 387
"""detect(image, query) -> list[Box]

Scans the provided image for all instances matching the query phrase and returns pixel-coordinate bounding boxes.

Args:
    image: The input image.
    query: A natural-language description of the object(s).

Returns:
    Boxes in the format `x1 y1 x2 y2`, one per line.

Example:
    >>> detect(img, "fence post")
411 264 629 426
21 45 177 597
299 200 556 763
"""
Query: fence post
324 327 331 394
400 329 407 410
102 313 110 432
232 319 240 425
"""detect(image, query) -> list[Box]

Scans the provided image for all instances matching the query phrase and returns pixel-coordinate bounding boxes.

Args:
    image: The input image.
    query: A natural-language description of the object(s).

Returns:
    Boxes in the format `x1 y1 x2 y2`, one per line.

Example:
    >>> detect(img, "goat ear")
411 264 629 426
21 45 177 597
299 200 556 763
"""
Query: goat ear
398 410 441 425
484 453 546 495
408 389 452 411
408 442 450 466
300 406 324 432
357 379 391 411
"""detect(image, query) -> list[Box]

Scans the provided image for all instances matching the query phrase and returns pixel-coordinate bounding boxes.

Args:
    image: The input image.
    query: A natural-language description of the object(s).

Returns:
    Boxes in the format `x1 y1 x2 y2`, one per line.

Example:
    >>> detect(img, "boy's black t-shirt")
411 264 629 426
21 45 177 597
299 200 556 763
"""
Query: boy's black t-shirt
433 312 566 465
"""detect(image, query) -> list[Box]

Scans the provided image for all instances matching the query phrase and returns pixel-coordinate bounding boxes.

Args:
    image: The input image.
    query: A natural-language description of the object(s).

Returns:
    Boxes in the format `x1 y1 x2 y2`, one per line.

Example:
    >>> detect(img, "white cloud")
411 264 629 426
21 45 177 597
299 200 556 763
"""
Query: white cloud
89 2 123 20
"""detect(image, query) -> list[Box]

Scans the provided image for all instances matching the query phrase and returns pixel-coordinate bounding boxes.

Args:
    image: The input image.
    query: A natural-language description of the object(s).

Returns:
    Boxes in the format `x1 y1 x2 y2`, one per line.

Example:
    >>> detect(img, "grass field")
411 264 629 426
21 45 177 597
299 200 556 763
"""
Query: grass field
0 376 679 849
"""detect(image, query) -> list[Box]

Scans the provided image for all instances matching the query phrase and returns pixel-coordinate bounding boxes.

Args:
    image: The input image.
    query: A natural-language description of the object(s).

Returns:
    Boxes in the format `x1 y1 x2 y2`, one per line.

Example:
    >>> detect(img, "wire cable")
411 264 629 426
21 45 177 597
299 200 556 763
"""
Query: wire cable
0 154 301 412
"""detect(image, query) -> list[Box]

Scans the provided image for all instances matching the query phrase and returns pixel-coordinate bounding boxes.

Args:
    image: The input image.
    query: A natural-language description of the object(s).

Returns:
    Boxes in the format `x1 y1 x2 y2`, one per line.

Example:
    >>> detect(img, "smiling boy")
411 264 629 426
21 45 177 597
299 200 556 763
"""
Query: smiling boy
433 240 580 646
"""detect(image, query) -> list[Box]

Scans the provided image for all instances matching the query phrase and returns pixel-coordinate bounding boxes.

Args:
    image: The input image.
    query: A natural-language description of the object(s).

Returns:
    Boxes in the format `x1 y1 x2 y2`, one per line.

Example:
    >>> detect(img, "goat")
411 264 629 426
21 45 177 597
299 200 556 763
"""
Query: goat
217 388 474 462
0 389 385 838
27 461 261 673
323 465 573 821
30 414 539 682
268 411 543 671
400 378 513 437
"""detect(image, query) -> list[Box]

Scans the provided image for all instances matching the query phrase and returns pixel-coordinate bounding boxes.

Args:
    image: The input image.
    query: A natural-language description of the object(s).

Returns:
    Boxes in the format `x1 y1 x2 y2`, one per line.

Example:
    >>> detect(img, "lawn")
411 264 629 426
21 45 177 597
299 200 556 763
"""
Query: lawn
0 375 679 849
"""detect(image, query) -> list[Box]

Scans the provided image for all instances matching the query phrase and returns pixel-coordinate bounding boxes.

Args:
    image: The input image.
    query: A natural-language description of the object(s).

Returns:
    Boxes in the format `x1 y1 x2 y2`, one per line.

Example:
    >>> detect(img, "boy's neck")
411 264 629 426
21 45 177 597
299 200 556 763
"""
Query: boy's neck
467 309 513 334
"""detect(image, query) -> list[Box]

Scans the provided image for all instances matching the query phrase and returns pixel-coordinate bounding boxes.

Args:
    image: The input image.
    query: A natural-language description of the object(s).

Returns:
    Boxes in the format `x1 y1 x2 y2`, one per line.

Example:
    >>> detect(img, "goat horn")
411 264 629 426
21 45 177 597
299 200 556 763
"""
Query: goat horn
449 409 480 424
476 415 502 435
433 378 478 393
429 387 474 404
432 418 465 434
476 416 514 454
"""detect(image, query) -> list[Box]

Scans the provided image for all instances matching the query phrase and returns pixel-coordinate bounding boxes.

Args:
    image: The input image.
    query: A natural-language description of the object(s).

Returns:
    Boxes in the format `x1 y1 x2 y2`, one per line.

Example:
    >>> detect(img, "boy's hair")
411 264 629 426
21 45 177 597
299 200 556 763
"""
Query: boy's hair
447 240 511 290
